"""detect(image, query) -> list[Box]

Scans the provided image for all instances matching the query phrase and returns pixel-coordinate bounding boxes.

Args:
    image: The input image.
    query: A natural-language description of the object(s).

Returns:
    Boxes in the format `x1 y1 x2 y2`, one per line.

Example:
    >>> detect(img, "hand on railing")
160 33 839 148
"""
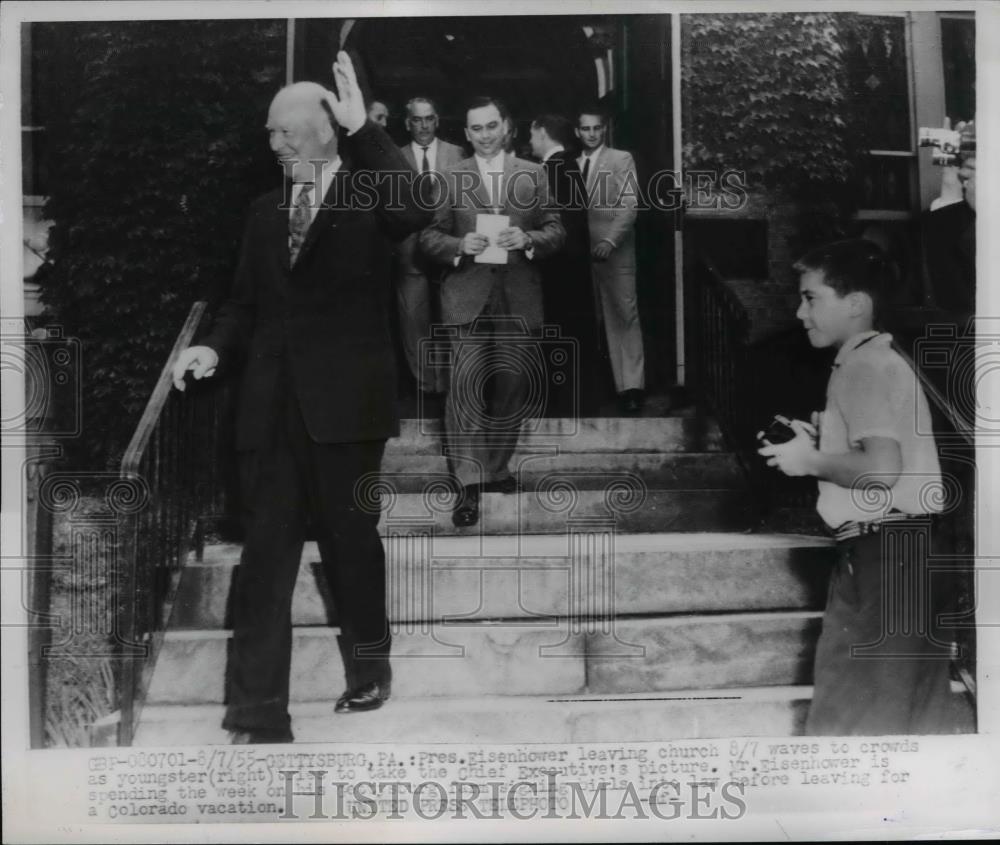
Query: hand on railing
172 346 219 391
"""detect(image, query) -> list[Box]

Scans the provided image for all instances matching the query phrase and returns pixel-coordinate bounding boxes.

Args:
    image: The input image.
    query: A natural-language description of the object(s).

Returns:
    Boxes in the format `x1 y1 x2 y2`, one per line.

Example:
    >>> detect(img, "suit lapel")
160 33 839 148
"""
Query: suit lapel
401 144 416 169
499 154 519 215
272 185 292 274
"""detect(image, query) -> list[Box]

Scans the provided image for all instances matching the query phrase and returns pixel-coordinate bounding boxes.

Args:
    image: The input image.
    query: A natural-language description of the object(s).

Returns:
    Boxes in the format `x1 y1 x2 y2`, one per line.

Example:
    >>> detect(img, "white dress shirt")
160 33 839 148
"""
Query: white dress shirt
289 157 342 223
411 138 439 172
474 151 505 209
577 144 604 184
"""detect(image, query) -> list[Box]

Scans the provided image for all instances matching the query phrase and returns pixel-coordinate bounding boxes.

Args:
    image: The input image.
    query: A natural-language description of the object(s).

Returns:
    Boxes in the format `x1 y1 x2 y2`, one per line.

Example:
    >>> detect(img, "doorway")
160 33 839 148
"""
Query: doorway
298 14 678 407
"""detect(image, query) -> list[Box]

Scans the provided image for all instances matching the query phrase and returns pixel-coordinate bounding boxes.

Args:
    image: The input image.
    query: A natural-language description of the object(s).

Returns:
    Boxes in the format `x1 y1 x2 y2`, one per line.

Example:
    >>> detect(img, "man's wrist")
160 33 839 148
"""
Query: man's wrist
343 116 368 136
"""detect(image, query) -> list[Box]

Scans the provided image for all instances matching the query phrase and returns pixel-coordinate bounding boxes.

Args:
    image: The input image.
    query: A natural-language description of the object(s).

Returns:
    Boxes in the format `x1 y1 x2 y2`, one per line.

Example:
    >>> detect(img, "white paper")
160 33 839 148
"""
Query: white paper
474 213 509 264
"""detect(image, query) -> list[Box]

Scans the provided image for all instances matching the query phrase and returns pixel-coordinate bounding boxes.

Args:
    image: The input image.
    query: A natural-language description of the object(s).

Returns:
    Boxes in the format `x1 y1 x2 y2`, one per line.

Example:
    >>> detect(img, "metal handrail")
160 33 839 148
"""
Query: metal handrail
892 339 976 447
114 300 225 744
121 301 208 476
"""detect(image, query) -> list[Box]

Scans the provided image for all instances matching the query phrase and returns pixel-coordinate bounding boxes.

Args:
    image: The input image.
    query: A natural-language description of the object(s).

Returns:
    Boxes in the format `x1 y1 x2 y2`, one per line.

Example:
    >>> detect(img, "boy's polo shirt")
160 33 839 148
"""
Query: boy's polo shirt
816 331 943 529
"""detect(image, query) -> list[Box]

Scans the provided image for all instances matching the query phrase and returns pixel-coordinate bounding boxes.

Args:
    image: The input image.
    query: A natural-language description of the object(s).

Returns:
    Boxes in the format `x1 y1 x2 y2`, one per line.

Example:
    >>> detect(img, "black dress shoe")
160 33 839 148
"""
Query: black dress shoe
335 680 391 713
481 475 521 494
452 484 480 527
228 726 294 744
619 389 645 416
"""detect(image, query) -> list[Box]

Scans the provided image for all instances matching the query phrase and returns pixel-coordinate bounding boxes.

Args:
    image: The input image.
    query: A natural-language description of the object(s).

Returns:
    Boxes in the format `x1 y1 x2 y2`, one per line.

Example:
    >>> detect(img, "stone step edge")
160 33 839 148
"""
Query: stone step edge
137 684 818 725
161 610 827 643
396 416 718 429
192 532 835 567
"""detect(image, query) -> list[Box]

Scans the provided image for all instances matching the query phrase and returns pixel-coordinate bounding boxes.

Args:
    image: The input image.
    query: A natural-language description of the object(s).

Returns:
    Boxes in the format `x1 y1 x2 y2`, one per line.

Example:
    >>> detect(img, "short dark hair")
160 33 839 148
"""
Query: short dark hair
406 96 439 116
576 104 608 124
531 114 573 148
793 238 895 316
466 96 509 123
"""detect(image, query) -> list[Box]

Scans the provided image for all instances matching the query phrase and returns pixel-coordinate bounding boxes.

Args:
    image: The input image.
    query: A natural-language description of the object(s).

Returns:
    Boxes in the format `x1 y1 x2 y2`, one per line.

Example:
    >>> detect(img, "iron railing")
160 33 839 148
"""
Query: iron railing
115 301 233 744
686 256 823 522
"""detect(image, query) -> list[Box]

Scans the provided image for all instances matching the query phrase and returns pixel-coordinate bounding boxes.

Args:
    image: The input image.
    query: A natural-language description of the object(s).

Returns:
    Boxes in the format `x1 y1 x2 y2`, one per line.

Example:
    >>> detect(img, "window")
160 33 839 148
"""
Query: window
842 13 915 215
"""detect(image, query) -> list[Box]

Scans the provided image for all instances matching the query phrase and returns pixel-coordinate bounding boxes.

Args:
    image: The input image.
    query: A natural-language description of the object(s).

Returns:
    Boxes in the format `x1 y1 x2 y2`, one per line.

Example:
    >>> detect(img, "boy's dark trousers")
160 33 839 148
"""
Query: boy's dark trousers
805 522 973 735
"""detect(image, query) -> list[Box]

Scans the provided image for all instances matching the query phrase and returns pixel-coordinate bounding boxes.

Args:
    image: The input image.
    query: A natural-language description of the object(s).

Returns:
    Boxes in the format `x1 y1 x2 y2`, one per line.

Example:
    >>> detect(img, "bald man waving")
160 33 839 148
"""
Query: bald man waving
172 53 431 743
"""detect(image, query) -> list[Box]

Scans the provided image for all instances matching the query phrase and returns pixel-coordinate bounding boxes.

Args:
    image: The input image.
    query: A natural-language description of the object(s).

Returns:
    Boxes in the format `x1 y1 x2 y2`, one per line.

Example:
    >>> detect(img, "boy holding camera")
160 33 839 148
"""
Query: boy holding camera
758 239 966 735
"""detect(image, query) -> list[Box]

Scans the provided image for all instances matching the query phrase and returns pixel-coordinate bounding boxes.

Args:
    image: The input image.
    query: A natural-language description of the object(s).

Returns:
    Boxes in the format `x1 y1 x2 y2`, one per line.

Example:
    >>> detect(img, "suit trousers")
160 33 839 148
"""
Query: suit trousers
591 235 645 393
804 528 973 735
223 374 390 733
444 284 538 489
541 254 604 416
396 265 444 395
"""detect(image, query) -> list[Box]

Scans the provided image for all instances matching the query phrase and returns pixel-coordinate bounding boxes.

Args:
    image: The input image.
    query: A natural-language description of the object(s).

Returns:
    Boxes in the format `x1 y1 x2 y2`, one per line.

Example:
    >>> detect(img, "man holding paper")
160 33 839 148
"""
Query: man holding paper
419 96 566 527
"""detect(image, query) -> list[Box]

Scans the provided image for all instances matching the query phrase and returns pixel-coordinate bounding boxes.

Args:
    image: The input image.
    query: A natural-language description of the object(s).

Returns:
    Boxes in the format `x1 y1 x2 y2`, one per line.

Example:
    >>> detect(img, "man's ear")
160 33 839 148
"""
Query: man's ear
846 290 873 318
574 127 581 140
317 121 335 144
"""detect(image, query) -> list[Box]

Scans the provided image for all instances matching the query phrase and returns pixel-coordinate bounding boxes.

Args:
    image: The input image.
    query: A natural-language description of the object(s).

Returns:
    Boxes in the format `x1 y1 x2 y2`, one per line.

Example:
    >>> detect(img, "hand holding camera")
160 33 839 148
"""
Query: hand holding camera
919 119 975 168
757 414 820 477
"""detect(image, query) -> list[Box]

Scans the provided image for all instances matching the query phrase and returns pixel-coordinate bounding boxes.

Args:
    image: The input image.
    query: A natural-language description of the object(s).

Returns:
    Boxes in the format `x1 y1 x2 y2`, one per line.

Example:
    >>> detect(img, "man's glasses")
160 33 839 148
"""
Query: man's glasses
407 116 438 126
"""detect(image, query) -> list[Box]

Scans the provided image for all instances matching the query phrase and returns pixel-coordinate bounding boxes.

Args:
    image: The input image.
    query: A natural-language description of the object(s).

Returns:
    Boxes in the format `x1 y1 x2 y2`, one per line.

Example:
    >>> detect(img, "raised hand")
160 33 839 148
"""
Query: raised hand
323 51 366 134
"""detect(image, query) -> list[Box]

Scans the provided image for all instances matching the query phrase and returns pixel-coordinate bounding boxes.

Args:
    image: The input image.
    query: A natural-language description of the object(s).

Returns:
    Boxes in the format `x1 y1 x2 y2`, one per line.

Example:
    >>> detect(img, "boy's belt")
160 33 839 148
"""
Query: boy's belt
832 511 935 543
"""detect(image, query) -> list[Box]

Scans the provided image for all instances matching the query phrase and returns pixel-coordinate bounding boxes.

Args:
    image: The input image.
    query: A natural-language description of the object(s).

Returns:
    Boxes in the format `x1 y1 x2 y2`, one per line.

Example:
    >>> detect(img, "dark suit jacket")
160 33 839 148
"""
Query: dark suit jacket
922 200 975 317
542 149 589 260
419 154 565 328
199 120 432 450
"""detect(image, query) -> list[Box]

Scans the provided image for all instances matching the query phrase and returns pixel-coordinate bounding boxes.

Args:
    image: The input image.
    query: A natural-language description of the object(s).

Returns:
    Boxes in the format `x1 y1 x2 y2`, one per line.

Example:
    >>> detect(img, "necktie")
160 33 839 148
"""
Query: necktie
420 146 430 174
582 155 591 187
289 182 313 264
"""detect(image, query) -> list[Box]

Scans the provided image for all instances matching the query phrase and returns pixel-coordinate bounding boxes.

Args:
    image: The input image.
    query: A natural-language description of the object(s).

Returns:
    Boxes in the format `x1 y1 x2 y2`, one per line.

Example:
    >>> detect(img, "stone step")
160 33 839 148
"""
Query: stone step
134 686 814 746
172 534 835 630
374 488 751 535
586 612 823 694
379 451 743 491
385 417 726 456
145 611 822 706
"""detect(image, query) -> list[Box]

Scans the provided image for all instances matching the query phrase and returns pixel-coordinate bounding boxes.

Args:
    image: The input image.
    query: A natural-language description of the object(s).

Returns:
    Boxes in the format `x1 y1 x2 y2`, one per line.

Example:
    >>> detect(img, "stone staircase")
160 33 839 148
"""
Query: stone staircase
133 413 839 745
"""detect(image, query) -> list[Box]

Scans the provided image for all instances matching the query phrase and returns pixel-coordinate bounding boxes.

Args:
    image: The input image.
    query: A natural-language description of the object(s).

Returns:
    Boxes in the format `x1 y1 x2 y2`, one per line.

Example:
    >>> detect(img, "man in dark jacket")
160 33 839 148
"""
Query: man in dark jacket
529 114 601 416
172 53 431 742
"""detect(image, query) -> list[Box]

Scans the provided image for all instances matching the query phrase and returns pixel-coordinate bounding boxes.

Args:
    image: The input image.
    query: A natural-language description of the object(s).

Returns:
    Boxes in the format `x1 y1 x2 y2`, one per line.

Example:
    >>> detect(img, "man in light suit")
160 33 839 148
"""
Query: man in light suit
171 54 431 743
577 108 646 414
420 97 565 527
396 97 465 408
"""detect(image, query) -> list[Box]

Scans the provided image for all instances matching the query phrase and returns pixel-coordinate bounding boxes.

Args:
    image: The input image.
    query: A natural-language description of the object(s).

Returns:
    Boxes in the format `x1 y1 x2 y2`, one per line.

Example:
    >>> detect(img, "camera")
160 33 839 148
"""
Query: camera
918 127 975 167
757 415 797 445
420 317 578 439
1 325 82 436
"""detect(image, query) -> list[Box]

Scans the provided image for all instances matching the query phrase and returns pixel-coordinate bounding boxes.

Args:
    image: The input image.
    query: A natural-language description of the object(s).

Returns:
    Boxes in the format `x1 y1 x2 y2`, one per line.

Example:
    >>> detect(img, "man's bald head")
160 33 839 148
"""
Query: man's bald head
267 82 339 182
270 82 337 138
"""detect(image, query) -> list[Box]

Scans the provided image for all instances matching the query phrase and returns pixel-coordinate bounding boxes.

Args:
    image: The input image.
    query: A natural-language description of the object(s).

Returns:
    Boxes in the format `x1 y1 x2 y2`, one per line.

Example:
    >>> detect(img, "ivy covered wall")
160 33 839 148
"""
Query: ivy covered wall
33 20 287 468
682 13 872 290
